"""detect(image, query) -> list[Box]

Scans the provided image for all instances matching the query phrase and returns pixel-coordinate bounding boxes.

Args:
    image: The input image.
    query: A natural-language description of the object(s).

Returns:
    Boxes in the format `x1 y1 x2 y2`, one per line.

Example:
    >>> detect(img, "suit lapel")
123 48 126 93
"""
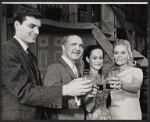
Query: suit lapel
58 58 77 79
12 38 41 85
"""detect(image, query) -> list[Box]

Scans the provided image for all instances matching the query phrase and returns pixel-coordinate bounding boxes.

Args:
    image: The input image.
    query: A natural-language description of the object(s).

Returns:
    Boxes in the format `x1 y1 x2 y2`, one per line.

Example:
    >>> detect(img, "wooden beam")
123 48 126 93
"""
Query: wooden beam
109 5 134 51
92 24 113 61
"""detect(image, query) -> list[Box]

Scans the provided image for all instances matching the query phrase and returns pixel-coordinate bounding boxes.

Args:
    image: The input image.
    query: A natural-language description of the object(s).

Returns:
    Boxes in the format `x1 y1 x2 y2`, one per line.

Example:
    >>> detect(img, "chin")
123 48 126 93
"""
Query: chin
94 67 101 70
74 56 80 59
73 57 80 61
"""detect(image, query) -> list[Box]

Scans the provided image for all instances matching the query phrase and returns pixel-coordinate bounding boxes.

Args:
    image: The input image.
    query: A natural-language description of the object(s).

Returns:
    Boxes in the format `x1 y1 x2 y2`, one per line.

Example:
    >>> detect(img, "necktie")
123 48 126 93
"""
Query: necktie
26 48 33 62
72 64 81 107
72 64 79 78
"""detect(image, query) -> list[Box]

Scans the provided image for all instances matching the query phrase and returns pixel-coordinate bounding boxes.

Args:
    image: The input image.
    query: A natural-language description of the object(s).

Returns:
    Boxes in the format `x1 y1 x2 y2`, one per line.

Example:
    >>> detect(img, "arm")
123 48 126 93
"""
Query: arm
2 44 62 108
121 68 143 93
108 68 143 94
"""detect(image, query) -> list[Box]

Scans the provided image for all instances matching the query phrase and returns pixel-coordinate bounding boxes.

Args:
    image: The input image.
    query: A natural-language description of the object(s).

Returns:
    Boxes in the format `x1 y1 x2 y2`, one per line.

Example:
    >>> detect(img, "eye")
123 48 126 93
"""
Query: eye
29 24 35 29
99 56 103 59
122 51 126 54
91 56 97 59
79 44 83 48
114 52 118 54
70 43 76 47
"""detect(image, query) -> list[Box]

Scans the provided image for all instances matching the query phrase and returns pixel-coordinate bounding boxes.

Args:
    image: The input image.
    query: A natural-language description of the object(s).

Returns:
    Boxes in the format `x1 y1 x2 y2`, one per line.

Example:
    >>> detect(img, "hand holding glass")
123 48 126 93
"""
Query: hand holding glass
82 70 97 97
106 71 120 90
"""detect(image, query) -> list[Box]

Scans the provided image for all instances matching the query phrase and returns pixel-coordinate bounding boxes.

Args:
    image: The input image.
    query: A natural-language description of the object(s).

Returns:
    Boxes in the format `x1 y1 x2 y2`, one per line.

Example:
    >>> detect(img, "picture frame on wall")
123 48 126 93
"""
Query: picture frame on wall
54 36 63 47
54 50 62 61
38 50 48 71
38 36 48 47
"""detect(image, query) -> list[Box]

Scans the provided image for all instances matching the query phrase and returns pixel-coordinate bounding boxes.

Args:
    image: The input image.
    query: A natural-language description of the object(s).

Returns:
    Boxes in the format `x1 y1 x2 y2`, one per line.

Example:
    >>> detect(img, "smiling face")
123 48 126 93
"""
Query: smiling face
14 16 41 45
114 45 129 66
62 35 83 62
86 48 103 72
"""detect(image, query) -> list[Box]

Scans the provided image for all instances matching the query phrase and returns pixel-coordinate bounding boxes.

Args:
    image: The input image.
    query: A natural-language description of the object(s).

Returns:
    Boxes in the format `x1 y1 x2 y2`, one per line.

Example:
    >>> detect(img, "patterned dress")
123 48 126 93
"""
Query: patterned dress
86 80 112 120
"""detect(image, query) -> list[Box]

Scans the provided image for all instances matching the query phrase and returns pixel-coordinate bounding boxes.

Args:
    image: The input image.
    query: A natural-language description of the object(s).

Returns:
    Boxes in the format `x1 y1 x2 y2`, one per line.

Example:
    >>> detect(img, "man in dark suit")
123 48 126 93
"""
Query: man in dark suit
1 7 93 120
44 35 97 120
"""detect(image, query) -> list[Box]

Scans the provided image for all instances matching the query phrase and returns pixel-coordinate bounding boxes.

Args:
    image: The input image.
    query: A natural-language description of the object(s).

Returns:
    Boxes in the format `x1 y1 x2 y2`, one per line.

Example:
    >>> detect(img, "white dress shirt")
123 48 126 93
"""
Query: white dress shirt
14 36 28 53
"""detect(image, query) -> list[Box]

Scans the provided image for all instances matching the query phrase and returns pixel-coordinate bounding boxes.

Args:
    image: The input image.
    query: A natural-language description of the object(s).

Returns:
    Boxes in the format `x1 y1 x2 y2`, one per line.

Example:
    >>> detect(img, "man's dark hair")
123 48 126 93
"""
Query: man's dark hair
13 7 43 24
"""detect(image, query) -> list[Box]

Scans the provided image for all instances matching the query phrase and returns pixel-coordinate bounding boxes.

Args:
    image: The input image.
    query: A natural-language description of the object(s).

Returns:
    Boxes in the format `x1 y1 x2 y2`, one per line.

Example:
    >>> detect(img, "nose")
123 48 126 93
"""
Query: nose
34 27 39 35
75 45 80 50
97 59 102 63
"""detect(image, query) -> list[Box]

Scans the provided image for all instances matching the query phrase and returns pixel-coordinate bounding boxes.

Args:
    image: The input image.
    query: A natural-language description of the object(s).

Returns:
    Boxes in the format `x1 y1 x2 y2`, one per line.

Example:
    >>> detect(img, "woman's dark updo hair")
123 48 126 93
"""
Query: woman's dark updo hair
82 45 104 70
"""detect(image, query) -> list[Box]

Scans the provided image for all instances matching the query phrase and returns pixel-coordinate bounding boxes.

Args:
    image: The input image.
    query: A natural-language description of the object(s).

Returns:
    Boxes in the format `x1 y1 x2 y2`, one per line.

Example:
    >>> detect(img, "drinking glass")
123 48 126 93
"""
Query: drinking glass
95 74 103 91
106 70 119 90
106 70 115 89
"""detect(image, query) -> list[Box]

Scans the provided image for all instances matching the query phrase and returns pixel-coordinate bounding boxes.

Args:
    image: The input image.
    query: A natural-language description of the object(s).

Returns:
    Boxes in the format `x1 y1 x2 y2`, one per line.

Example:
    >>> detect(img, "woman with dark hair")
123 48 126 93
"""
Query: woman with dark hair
107 39 143 120
82 45 111 120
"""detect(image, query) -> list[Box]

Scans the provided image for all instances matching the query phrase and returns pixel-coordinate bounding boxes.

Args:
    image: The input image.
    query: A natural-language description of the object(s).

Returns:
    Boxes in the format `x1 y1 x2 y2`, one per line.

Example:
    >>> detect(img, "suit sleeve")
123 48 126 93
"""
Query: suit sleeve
43 64 62 87
43 63 78 109
2 44 62 108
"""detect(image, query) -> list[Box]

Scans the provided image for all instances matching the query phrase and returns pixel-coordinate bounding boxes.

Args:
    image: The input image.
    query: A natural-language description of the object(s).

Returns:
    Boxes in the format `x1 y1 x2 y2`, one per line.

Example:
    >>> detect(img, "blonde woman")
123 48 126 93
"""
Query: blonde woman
107 39 143 120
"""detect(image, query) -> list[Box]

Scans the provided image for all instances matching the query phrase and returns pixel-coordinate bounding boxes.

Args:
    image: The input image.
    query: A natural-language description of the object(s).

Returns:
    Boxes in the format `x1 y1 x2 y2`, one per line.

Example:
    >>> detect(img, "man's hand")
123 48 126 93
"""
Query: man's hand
85 84 98 97
63 78 93 96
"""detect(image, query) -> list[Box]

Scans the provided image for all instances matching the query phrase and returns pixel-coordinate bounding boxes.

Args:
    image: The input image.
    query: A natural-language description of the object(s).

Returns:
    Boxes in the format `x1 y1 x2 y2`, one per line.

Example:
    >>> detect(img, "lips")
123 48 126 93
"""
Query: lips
116 59 124 62
32 36 37 40
73 51 81 55
94 64 102 67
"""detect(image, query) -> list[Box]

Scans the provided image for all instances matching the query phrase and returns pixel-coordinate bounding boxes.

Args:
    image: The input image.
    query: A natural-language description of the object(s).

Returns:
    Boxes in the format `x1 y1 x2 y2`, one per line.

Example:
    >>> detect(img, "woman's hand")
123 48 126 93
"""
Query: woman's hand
107 77 122 90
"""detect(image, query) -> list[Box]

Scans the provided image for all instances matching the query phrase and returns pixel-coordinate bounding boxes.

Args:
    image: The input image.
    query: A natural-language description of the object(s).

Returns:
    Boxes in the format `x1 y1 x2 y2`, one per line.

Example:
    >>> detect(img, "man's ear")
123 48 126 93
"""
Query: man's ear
86 56 89 63
14 21 20 31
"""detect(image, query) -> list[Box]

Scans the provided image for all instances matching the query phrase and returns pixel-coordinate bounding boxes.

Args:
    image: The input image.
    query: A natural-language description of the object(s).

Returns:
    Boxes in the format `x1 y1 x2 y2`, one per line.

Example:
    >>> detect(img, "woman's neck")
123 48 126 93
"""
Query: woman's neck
117 64 130 73
90 68 99 76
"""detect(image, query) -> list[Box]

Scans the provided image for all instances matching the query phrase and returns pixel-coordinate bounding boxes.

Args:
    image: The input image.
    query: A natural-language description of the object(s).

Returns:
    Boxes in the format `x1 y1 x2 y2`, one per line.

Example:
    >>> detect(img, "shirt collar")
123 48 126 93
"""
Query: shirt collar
14 36 28 52
61 55 75 70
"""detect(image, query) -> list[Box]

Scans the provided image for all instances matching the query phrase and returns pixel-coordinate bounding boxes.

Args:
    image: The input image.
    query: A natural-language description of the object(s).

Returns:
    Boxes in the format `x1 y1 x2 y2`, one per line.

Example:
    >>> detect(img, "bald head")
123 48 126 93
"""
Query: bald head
62 35 83 62
62 35 82 45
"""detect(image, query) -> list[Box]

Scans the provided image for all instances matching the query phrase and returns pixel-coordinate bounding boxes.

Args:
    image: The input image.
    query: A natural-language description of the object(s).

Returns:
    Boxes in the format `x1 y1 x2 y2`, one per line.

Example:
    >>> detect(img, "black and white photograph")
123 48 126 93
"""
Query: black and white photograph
1 1 149 120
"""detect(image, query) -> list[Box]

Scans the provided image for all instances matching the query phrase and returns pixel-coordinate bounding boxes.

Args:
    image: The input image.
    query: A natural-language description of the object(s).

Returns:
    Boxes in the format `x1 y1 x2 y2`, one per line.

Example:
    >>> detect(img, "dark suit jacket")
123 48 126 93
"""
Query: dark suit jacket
44 58 85 120
1 38 62 120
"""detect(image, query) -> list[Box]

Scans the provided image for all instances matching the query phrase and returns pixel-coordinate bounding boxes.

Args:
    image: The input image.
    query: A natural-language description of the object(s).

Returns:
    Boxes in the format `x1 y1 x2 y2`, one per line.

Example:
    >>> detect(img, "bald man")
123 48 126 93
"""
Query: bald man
43 35 96 120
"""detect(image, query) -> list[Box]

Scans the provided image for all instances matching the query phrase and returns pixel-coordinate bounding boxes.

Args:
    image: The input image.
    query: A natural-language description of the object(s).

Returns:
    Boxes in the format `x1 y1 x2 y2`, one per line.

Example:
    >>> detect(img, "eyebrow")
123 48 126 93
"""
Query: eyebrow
29 23 41 27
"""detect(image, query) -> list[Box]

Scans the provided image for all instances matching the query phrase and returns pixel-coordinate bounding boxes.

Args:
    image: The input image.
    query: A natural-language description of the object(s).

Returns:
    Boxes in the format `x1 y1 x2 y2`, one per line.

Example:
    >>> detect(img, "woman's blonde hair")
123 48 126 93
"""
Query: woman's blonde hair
113 39 134 67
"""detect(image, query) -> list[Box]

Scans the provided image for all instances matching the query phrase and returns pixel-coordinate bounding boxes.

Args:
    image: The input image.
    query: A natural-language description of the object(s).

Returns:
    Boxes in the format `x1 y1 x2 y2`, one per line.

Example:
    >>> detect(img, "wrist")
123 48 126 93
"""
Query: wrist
63 85 68 96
